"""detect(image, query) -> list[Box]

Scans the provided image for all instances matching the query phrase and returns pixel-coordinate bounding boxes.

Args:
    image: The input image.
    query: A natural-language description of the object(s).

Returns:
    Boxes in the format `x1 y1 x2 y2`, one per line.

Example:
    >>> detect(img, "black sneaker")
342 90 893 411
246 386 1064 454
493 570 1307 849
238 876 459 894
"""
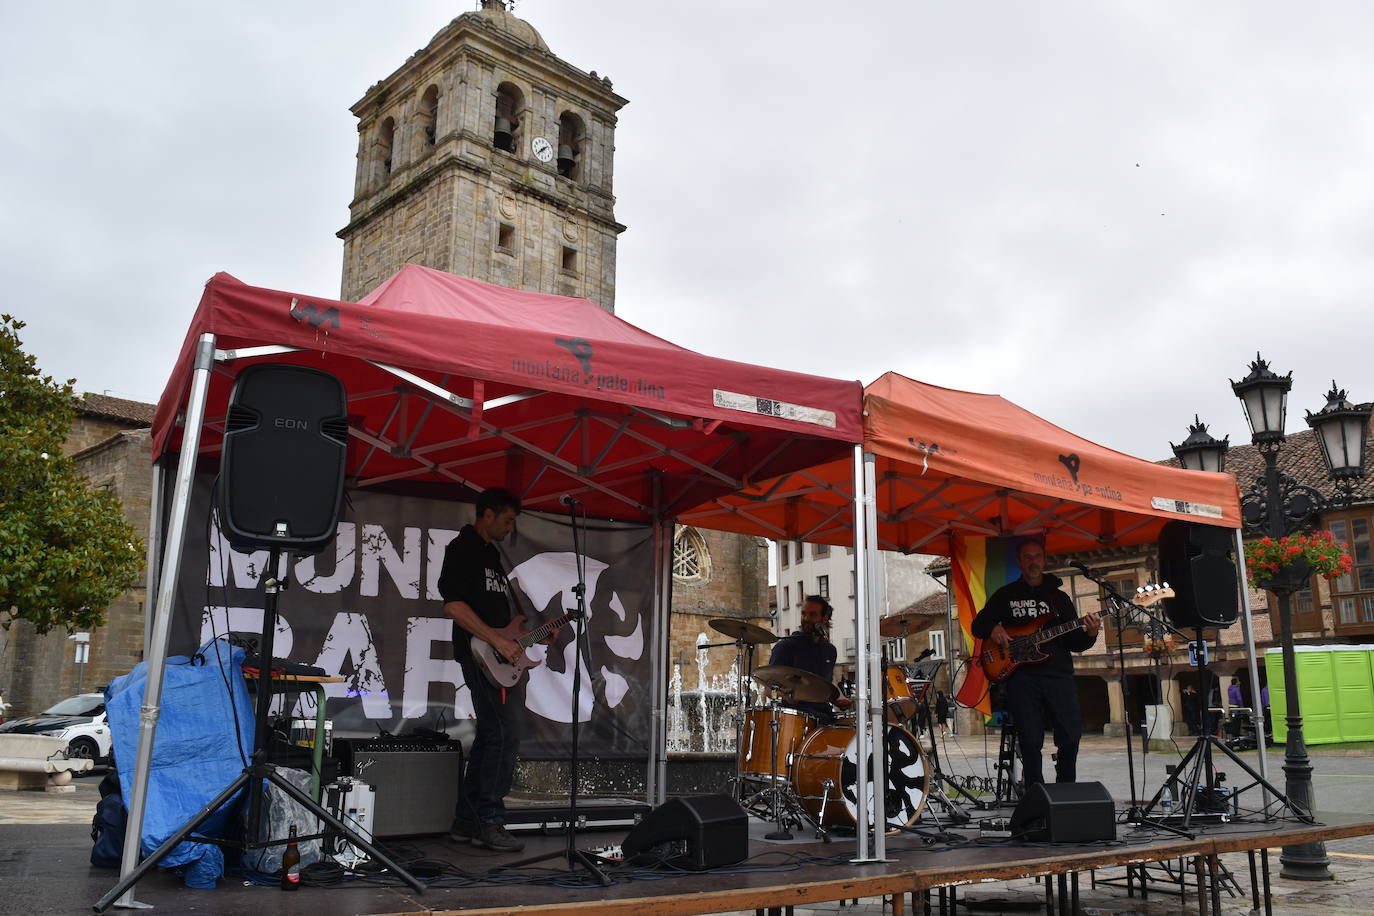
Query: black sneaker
448 819 477 843
473 821 524 852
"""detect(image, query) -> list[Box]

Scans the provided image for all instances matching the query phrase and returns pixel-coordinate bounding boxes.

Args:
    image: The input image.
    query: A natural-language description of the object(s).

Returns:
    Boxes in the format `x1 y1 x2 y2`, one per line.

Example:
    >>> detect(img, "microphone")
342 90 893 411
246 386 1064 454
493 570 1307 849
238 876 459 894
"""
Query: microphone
915 647 936 661
1068 560 1093 574
560 494 582 506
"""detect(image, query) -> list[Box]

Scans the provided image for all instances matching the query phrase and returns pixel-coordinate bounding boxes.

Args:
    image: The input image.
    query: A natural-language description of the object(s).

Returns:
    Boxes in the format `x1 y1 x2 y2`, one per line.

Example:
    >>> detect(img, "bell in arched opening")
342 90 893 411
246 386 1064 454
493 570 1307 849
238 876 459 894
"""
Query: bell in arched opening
557 143 576 177
494 116 514 152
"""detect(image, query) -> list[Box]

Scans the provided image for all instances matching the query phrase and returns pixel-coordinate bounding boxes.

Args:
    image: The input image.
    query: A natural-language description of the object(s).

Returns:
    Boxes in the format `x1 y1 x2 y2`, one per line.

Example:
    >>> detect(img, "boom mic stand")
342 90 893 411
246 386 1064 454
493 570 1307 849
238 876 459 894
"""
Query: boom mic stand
1073 567 1192 837
499 498 612 885
96 548 424 912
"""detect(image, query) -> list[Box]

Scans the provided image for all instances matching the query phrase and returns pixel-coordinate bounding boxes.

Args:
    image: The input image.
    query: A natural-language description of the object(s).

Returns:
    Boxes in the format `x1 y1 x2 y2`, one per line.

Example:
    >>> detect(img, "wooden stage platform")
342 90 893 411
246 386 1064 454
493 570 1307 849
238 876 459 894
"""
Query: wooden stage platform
389 811 1374 916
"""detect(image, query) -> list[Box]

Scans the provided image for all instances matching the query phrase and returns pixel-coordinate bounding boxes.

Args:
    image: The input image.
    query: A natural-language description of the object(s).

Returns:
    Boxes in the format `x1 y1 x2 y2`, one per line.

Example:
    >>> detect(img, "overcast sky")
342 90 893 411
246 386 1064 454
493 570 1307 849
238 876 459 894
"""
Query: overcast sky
3 1 1371 461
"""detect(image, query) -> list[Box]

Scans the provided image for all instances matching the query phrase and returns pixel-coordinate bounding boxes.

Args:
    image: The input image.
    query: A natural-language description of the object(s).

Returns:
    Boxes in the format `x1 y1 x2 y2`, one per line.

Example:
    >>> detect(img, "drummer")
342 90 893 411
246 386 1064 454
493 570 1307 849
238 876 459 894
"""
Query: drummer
768 596 853 722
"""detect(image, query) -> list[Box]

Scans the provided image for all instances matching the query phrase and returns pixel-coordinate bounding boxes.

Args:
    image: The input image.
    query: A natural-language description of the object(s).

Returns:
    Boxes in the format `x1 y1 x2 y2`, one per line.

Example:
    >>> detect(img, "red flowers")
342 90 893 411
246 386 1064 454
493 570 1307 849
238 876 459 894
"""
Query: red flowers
1243 530 1354 582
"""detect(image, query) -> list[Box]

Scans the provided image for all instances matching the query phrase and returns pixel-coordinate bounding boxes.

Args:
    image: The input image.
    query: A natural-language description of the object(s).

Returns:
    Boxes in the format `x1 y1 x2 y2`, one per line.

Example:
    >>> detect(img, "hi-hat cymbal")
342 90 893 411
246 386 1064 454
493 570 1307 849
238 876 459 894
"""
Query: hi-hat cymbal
751 664 839 704
709 618 778 644
878 612 940 638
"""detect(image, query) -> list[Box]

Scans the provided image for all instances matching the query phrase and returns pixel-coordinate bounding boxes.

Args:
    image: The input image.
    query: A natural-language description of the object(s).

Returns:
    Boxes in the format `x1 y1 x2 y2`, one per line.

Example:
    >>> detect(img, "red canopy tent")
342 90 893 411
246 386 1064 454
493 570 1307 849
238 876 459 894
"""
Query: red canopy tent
152 266 861 520
114 267 869 896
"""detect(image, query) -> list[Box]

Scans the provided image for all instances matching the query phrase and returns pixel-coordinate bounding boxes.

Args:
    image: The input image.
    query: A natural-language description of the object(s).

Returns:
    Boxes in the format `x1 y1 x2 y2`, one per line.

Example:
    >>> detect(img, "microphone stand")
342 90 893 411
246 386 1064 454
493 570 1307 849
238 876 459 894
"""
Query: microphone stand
1072 565 1193 837
499 498 611 885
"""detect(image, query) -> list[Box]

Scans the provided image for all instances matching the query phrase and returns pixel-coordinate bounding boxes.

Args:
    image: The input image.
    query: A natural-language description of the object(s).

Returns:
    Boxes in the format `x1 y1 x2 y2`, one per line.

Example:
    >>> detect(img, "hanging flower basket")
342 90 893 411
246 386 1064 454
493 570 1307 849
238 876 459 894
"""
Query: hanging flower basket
1245 530 1352 595
1142 635 1176 661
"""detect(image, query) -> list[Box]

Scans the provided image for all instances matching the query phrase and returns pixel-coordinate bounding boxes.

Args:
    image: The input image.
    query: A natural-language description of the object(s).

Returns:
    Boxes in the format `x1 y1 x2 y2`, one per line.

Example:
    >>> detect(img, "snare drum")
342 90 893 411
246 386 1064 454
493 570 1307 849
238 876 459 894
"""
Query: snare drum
791 723 928 830
738 706 814 782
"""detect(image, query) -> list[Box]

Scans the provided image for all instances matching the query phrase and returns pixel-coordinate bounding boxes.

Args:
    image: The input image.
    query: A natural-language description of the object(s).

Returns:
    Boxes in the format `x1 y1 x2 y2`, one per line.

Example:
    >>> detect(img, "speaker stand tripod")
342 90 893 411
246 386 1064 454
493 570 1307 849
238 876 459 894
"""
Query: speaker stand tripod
1140 627 1309 830
96 549 423 912
496 499 612 886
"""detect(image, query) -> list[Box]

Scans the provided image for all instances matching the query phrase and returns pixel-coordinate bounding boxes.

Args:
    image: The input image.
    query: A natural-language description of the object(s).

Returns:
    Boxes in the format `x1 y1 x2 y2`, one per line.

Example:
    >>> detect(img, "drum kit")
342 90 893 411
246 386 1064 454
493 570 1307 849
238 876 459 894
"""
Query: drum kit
704 609 967 840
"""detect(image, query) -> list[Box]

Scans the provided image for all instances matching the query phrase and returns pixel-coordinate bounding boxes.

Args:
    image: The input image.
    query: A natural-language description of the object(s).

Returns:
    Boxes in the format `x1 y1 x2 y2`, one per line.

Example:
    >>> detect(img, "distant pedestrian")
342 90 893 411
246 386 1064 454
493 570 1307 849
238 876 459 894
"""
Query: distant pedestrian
935 691 951 736
1227 676 1243 709
1182 684 1200 736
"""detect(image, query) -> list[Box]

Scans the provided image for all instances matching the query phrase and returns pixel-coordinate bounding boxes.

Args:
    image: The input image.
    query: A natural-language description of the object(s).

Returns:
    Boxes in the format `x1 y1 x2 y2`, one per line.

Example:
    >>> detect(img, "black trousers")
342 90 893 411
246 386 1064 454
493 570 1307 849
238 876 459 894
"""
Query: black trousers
456 654 525 825
1003 673 1082 787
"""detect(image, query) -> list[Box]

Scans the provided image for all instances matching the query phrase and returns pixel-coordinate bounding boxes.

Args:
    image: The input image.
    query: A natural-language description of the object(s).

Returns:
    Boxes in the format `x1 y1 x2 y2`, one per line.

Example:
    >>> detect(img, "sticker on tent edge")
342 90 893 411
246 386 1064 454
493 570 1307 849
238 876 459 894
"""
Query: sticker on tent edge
713 390 836 428
1151 496 1224 519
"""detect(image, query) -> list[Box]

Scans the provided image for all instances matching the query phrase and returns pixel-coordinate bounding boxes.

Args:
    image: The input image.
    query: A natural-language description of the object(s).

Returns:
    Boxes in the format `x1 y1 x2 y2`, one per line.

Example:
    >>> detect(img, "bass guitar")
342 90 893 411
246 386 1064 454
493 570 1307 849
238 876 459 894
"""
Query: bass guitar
977 585 1173 683
470 609 580 688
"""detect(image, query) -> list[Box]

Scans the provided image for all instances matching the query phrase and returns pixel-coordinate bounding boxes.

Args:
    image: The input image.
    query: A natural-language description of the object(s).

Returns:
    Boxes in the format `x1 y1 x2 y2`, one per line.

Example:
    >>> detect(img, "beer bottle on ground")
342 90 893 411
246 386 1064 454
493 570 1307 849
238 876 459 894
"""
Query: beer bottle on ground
280 824 301 891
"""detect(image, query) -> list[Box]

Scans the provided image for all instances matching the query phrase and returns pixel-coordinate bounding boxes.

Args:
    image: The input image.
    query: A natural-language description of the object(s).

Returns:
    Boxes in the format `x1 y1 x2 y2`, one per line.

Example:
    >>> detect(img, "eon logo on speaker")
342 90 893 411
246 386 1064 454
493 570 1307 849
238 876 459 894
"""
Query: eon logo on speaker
274 417 310 430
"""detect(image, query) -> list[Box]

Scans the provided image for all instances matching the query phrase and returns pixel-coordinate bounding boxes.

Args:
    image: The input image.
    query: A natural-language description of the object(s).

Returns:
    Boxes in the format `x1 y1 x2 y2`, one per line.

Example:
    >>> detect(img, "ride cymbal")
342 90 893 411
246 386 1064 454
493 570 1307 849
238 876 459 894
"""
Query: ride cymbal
708 617 779 644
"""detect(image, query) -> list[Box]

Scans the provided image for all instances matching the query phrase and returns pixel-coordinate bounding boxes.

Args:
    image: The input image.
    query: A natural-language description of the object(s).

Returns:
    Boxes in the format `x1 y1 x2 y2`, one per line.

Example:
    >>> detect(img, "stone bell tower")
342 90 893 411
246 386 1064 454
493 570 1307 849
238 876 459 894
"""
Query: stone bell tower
338 1 627 310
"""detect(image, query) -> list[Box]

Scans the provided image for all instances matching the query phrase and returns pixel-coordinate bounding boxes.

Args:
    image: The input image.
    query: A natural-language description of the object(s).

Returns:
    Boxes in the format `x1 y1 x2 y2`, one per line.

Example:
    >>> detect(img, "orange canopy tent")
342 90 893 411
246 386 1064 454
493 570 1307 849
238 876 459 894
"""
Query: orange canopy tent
682 371 1241 553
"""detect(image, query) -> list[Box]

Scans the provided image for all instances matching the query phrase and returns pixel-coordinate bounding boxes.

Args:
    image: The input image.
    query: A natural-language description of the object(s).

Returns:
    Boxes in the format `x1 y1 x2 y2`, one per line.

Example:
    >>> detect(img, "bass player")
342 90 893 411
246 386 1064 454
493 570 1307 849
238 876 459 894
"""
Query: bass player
971 539 1100 788
439 486 557 853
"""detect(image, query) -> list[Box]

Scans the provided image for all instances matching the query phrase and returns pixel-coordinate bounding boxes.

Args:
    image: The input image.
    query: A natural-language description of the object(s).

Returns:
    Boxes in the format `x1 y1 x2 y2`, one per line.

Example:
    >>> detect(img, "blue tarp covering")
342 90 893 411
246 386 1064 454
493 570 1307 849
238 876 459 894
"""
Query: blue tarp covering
106 638 255 888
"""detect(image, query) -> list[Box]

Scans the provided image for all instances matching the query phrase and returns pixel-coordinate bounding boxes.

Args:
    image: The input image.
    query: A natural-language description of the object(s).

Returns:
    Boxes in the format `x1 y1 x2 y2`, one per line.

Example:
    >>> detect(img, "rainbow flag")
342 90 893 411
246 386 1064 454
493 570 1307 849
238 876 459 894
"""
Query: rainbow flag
950 536 1023 716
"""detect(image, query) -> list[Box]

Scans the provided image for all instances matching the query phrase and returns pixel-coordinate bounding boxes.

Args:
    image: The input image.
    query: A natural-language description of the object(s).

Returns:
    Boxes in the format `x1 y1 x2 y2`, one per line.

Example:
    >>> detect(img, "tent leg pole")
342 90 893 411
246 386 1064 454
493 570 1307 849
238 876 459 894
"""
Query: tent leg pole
864 452 887 862
106 333 216 911
142 461 165 652
850 445 874 862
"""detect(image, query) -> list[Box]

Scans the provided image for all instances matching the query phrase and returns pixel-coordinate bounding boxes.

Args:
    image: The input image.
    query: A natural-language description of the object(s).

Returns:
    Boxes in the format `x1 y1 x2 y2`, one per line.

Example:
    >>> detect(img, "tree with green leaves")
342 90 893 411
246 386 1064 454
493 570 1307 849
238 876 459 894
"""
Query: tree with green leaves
0 315 143 634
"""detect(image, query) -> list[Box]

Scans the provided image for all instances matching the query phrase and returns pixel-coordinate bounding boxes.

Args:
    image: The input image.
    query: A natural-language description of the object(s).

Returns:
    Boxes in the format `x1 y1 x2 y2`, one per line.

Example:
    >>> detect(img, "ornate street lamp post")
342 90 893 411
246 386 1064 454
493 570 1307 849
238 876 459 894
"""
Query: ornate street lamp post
1176 355 1370 881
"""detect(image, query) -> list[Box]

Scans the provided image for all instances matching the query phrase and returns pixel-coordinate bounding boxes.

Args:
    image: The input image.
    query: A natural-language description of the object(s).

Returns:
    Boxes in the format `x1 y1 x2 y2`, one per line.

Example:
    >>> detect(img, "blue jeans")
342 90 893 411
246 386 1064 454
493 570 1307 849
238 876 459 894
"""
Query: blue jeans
1004 674 1082 788
457 654 524 825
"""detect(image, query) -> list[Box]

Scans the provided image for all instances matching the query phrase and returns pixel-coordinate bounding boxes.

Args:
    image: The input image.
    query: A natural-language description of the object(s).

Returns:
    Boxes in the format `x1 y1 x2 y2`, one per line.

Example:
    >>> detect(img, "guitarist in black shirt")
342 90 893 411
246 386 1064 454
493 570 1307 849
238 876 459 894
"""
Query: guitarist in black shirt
971 539 1100 788
438 487 553 853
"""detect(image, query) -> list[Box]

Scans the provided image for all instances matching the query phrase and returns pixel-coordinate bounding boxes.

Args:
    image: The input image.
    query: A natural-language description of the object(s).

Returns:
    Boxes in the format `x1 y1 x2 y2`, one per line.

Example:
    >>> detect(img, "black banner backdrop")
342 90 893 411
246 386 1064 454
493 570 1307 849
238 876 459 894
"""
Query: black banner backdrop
170 475 655 759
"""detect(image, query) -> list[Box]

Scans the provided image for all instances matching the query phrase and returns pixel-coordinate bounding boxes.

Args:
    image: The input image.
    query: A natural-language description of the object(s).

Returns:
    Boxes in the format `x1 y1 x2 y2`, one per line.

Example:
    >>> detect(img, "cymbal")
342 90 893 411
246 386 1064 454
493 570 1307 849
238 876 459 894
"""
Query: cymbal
878 612 940 638
708 618 778 644
751 664 839 704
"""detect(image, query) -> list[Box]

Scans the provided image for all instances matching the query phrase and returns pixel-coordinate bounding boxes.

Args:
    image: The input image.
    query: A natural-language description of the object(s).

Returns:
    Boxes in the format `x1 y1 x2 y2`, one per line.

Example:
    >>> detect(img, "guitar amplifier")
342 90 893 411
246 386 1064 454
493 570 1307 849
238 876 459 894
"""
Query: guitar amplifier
340 742 463 837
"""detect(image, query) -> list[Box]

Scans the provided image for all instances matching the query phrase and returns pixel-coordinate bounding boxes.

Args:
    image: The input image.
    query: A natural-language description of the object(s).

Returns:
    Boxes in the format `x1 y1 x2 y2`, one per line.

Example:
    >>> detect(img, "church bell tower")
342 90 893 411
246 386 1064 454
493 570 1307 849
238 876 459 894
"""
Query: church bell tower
338 1 627 310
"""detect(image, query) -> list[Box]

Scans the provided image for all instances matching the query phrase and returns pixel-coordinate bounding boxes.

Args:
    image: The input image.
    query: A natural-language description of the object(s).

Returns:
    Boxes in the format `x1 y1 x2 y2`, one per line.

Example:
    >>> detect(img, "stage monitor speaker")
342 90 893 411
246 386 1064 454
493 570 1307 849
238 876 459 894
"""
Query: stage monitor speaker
1158 520 1239 628
347 747 462 837
1009 781 1116 843
218 364 348 554
621 794 748 870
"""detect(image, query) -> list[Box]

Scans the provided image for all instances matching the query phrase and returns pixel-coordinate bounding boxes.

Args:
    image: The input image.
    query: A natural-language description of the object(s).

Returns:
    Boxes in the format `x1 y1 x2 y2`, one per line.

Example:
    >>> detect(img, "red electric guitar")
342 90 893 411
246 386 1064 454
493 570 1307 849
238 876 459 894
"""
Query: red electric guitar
977 584 1173 683
470 609 581 688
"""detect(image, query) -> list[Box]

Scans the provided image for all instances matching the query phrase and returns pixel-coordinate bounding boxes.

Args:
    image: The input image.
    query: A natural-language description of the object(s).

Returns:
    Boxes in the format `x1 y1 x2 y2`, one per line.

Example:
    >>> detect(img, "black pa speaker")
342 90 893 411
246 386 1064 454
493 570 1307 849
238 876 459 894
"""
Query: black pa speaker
1158 520 1239 628
1010 781 1116 843
621 794 748 870
218 364 348 553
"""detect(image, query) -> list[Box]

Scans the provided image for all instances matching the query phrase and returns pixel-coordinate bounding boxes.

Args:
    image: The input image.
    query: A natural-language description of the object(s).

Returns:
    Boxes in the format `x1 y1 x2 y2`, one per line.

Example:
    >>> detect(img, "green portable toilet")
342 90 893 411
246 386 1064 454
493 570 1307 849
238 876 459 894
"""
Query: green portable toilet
1334 646 1374 742
1265 646 1342 745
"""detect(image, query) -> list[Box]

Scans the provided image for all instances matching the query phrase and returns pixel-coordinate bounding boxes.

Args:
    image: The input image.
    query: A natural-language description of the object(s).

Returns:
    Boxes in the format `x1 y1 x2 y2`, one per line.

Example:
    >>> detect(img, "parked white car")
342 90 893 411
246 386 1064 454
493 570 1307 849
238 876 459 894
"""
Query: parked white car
0 693 110 763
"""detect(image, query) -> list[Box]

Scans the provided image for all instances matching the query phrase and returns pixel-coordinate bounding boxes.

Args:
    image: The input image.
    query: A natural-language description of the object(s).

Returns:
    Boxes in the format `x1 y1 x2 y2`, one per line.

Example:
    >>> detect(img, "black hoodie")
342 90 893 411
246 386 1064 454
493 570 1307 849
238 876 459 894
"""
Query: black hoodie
970 573 1095 679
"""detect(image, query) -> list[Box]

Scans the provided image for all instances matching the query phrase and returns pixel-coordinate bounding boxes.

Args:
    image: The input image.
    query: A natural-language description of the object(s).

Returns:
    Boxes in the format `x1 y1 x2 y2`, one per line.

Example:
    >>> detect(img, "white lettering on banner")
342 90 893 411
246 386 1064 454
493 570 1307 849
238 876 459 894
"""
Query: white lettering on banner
206 529 286 588
315 613 393 718
360 524 421 598
426 529 459 599
512 552 607 724
294 523 358 593
403 616 472 719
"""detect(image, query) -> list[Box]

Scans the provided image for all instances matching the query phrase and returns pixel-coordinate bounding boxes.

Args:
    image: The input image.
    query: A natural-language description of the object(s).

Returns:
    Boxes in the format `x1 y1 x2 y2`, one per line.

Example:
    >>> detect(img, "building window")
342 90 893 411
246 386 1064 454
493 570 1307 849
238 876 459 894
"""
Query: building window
672 527 710 581
780 540 789 568
557 111 585 180
493 82 523 154
929 630 946 659
497 223 516 253
818 575 830 599
1321 516 1374 632
813 542 829 558
420 85 439 146
782 585 790 610
850 570 857 598
561 246 579 274
796 581 803 606
378 116 396 177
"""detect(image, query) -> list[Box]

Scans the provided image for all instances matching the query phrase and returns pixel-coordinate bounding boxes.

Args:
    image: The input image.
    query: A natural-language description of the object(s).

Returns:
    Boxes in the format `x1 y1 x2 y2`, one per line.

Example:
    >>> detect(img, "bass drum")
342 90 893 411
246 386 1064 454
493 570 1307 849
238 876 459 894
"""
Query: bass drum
791 723 928 831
